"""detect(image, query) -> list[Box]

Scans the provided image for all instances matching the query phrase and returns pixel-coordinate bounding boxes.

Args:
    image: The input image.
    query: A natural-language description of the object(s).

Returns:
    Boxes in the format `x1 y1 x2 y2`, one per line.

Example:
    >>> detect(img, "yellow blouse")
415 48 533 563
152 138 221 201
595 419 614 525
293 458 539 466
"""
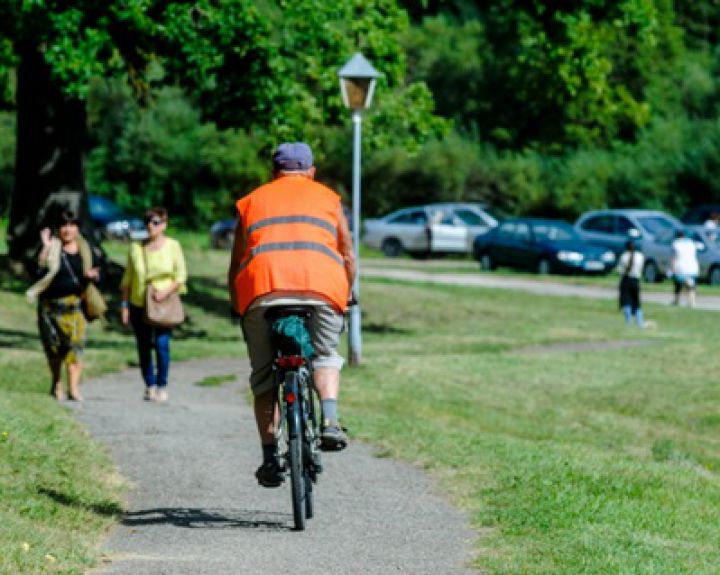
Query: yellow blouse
120 238 187 307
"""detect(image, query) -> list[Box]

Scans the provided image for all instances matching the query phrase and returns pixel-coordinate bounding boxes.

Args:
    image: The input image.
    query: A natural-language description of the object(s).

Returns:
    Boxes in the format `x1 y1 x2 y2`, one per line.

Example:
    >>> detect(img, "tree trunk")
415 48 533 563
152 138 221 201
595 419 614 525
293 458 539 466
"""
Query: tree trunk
8 46 92 268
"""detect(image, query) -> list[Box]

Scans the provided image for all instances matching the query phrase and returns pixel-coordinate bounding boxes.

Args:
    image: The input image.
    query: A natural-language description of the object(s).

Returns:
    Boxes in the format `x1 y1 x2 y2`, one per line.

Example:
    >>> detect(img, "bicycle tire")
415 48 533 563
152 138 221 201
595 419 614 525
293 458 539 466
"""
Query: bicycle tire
285 372 306 531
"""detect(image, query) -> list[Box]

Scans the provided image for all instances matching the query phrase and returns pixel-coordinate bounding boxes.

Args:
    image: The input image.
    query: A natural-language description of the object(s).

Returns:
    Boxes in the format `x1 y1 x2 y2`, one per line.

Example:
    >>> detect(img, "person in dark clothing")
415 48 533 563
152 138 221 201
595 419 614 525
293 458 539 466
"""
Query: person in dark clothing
26 211 100 400
617 240 644 327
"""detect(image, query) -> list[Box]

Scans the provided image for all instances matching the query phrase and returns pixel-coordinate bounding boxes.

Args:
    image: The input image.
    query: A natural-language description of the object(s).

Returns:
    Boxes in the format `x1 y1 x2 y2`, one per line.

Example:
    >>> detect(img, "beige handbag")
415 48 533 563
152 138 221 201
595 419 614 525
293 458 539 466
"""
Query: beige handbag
82 282 108 321
142 247 184 328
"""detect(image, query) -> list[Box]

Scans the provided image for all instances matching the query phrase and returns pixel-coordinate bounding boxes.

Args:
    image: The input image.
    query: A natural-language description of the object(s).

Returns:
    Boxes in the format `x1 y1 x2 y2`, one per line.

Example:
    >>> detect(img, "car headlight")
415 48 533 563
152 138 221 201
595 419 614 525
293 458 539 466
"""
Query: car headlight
557 251 584 263
601 251 616 263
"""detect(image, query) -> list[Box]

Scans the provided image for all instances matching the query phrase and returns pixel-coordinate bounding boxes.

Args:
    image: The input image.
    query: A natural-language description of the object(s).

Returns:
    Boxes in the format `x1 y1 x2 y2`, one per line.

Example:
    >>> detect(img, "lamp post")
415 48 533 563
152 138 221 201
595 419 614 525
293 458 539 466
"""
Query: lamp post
338 53 380 366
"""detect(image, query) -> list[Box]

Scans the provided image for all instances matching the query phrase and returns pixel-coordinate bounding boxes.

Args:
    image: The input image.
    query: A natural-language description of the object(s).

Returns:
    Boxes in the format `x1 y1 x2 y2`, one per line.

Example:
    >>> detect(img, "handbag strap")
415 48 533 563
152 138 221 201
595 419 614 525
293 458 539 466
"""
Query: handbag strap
61 251 83 289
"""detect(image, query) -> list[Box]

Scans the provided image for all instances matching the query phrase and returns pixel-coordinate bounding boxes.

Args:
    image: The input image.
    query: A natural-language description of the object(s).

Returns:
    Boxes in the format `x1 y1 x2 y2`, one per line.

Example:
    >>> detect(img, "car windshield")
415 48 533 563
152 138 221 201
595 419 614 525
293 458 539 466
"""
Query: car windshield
637 216 679 237
532 222 578 242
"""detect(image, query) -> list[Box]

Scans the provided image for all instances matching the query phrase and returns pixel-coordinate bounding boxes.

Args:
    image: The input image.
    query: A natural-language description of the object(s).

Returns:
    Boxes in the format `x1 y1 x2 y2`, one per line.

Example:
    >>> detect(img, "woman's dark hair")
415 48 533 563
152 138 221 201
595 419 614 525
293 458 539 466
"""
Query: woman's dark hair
56 210 80 229
144 206 168 222
625 240 635 252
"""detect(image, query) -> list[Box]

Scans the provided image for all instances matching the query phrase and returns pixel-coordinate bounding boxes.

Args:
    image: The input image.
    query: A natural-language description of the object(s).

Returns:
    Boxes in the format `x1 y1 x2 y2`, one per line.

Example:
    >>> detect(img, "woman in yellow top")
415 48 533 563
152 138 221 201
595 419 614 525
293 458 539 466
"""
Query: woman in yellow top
120 207 187 402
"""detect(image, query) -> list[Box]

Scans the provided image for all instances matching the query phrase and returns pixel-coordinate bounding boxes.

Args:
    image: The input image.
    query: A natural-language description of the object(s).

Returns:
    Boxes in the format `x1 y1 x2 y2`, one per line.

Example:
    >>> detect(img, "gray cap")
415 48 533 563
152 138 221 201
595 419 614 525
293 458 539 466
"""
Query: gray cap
272 142 314 171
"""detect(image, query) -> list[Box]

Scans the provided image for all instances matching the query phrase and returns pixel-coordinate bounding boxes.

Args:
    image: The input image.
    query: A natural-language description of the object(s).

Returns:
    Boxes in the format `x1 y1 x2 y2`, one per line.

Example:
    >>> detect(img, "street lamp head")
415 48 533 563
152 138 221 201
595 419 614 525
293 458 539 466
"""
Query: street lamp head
338 53 381 110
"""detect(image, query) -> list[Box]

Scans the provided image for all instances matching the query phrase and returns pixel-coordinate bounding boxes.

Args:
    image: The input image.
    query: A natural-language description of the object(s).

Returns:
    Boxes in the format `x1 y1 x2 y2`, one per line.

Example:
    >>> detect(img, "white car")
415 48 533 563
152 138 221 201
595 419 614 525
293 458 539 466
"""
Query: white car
363 202 498 257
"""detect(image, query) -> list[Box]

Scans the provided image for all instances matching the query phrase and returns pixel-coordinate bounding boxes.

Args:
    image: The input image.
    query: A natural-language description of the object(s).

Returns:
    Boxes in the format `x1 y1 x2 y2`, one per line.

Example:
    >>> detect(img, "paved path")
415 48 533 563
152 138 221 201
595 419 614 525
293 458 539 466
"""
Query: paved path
363 265 720 311
73 359 476 575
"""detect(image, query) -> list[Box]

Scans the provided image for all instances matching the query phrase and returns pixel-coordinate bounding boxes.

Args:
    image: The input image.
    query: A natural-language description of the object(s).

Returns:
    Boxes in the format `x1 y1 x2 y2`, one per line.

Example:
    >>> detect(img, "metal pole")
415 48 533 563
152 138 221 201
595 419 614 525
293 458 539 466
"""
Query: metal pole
348 109 362 365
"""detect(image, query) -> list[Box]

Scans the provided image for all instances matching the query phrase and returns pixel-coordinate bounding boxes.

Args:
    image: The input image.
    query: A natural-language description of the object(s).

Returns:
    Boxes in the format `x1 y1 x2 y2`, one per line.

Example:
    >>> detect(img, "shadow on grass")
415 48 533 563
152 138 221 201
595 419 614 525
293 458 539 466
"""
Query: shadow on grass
185 276 231 320
38 486 122 517
363 322 412 335
121 507 289 531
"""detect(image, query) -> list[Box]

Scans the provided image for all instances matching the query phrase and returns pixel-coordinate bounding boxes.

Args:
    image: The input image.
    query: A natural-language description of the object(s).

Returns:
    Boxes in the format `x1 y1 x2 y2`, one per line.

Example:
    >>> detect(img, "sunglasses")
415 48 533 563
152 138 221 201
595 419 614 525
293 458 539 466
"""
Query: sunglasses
146 218 165 226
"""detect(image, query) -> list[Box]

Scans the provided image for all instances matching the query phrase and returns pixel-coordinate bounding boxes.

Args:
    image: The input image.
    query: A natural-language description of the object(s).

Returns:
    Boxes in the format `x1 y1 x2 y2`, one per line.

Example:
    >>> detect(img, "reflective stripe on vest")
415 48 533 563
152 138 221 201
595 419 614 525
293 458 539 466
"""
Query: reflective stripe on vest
238 241 344 271
247 215 337 237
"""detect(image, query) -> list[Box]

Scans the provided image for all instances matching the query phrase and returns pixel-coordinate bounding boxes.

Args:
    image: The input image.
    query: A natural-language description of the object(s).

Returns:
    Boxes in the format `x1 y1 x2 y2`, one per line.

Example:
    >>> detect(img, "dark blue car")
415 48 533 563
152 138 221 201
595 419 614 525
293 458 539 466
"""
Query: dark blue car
473 218 617 275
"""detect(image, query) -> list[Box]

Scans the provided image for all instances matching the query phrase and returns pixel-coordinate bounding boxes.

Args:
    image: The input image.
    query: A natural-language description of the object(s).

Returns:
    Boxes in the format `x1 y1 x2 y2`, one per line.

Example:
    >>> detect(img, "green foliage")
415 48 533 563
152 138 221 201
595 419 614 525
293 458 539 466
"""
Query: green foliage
0 111 15 213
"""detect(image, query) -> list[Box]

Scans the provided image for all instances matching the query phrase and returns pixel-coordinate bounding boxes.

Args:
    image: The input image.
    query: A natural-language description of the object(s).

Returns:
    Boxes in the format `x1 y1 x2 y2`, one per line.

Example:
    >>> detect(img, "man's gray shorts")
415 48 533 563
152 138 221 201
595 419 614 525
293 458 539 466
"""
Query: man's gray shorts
241 303 345 396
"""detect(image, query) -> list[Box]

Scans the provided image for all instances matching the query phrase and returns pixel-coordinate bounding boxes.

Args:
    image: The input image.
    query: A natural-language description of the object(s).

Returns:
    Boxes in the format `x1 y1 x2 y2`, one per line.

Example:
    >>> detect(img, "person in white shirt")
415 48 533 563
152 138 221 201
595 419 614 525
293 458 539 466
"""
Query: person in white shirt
617 240 645 326
704 212 719 241
671 229 699 307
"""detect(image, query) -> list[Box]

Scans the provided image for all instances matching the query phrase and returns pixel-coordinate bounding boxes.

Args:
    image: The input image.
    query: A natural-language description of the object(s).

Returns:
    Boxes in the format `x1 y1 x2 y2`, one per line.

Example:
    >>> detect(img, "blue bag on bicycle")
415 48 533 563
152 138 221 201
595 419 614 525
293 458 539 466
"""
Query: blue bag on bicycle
270 316 314 358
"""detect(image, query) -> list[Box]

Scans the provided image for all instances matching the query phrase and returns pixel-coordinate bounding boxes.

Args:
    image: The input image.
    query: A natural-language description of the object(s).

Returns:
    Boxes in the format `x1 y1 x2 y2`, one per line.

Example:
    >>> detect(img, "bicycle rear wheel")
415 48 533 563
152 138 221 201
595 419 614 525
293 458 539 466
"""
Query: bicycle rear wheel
285 372 306 531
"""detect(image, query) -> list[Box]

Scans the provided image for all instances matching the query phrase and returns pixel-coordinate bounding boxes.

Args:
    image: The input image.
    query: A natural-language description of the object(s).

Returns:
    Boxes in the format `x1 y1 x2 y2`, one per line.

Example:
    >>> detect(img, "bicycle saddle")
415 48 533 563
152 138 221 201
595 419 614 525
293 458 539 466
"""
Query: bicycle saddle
264 305 314 321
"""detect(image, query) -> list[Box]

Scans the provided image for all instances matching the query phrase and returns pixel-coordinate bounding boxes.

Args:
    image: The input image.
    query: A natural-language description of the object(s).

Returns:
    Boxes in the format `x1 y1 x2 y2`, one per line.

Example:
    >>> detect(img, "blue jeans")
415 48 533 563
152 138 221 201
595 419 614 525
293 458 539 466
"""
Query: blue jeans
129 304 172 388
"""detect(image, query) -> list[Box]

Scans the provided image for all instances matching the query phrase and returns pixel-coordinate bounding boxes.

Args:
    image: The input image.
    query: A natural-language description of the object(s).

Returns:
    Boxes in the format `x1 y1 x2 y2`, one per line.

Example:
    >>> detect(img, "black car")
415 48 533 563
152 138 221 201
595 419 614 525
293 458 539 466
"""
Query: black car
473 218 617 275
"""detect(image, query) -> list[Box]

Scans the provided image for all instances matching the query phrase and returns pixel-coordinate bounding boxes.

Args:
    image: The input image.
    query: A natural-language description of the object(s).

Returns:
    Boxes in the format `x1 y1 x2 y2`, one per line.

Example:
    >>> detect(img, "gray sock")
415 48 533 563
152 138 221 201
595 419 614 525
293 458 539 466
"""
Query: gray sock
321 398 338 423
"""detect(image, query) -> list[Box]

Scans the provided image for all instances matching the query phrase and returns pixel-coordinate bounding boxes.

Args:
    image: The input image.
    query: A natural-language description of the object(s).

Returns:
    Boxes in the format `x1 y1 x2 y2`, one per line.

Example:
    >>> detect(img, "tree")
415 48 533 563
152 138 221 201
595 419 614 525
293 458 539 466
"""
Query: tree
1 0 444 265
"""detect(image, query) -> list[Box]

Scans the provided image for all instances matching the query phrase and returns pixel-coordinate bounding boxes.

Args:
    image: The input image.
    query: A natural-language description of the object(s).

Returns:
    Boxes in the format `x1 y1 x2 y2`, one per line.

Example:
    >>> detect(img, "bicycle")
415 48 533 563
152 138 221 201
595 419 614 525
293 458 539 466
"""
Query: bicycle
266 305 323 531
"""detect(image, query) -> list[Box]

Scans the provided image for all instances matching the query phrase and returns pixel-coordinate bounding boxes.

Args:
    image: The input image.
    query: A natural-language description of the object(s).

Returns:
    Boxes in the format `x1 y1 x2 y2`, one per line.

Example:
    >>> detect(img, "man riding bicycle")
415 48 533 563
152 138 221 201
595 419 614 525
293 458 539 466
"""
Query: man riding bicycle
228 142 355 488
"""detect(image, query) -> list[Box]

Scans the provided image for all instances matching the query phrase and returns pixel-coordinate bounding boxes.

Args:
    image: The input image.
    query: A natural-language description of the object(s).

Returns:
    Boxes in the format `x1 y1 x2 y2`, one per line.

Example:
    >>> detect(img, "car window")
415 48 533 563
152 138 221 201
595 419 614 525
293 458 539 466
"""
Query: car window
532 223 577 242
497 222 516 239
617 217 636 234
454 209 485 226
637 216 678 237
389 210 427 225
581 215 614 233
515 222 531 243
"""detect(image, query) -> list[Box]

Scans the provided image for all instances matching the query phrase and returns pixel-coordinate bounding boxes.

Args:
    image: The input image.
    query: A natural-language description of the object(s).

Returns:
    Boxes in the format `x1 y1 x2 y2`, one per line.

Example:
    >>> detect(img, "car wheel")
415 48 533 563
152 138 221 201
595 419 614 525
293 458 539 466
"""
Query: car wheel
479 253 494 271
381 238 403 257
709 265 720 286
643 261 660 283
537 258 551 275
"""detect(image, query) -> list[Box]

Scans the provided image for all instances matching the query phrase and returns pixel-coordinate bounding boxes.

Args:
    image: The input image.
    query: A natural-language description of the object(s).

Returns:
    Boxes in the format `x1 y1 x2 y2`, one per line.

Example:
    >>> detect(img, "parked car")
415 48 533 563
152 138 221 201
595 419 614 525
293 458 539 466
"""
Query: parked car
641 225 720 284
210 218 237 249
575 209 683 259
473 218 616 275
363 202 498 257
681 204 720 226
88 194 147 241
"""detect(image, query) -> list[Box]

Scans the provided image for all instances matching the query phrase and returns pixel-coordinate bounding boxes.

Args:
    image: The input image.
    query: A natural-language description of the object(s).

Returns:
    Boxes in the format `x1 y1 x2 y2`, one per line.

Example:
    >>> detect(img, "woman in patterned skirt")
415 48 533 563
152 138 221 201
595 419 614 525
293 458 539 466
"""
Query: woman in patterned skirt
26 211 101 400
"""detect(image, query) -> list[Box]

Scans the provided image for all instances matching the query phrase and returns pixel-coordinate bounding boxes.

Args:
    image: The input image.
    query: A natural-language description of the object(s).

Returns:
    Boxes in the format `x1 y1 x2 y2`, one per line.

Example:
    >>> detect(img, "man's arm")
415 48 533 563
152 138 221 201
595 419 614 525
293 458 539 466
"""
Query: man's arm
227 220 246 312
337 204 356 286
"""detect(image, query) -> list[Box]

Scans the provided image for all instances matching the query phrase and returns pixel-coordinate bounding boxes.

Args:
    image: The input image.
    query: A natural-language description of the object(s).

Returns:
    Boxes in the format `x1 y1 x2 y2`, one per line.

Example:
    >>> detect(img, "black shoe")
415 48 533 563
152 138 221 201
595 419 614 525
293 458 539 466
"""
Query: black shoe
320 419 348 452
255 459 285 488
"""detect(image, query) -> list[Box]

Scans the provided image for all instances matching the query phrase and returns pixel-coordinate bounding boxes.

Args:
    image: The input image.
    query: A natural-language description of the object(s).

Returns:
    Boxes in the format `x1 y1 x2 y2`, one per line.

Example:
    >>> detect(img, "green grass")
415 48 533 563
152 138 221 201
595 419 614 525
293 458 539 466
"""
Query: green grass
0 229 246 574
195 373 236 387
5 226 720 573
341 278 720 574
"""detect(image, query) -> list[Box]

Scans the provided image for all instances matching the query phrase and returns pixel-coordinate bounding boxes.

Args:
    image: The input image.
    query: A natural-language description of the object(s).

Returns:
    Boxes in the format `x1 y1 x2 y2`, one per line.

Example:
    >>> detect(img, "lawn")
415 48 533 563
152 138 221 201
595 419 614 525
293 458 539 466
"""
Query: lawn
3 226 720 573
0 226 245 574
341 278 720 574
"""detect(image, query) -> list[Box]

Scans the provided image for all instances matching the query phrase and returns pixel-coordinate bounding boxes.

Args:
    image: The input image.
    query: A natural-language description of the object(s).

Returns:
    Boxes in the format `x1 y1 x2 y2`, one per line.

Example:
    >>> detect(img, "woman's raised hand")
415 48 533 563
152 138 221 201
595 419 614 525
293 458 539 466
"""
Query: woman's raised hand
40 227 52 247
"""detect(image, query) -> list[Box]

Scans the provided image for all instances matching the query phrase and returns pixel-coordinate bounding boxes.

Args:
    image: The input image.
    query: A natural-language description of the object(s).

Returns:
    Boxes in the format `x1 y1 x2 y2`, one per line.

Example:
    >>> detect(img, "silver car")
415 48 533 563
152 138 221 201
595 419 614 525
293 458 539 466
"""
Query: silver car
642 226 720 284
574 209 684 281
363 202 498 257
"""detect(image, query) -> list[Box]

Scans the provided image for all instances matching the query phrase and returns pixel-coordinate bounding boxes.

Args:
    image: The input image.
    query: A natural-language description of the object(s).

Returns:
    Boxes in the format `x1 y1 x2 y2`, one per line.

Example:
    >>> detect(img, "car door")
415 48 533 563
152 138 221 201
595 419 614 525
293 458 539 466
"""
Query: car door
511 221 536 269
430 210 467 253
453 208 492 252
488 221 516 266
385 209 428 252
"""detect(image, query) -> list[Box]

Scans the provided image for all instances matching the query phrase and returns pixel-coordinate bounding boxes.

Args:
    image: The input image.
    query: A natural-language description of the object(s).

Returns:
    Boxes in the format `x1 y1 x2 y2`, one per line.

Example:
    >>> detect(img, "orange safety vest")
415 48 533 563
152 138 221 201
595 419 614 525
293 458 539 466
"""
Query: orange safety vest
234 175 350 315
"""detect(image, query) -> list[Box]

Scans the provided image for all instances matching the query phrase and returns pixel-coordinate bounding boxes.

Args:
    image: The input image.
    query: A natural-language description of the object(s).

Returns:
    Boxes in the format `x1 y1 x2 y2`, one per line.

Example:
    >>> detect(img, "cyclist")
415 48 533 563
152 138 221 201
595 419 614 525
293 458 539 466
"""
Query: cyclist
228 142 355 487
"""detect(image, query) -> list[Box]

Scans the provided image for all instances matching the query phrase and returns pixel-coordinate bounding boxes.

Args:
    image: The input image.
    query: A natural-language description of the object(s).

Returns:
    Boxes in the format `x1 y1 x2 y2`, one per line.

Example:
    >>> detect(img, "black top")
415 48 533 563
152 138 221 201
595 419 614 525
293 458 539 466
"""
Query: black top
40 249 99 300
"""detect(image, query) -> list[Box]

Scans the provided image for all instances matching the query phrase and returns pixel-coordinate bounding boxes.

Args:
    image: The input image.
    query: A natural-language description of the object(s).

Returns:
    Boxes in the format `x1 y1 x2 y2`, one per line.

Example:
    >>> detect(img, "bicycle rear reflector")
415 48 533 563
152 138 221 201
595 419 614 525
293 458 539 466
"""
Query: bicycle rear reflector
276 356 306 368
285 391 297 404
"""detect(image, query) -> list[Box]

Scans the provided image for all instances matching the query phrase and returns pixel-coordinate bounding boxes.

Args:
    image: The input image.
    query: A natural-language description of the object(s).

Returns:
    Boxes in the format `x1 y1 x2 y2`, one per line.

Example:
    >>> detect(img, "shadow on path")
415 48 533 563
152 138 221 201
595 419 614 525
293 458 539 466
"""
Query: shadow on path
121 507 290 531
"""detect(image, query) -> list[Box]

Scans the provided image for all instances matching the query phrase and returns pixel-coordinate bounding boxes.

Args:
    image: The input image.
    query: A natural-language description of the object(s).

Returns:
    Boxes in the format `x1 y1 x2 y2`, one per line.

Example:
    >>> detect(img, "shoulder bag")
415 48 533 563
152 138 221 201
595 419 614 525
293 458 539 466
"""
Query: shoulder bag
62 252 107 321
142 246 185 328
